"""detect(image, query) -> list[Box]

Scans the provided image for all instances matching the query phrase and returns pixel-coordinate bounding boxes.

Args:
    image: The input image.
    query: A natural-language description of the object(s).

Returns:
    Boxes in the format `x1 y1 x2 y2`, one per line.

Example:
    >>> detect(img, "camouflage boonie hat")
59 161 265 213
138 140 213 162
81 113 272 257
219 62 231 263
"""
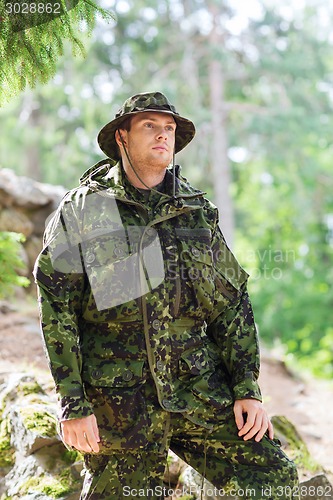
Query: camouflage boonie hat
97 91 196 160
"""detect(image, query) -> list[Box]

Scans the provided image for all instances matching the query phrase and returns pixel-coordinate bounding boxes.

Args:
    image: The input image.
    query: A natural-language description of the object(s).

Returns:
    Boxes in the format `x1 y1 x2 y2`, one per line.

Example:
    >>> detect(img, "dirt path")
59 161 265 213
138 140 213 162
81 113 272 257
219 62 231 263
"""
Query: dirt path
1 303 332 482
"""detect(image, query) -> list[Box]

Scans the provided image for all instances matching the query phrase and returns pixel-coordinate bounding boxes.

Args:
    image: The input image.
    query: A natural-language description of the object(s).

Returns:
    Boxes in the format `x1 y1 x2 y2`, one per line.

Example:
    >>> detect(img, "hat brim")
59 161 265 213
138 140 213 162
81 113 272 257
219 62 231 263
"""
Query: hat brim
97 109 195 160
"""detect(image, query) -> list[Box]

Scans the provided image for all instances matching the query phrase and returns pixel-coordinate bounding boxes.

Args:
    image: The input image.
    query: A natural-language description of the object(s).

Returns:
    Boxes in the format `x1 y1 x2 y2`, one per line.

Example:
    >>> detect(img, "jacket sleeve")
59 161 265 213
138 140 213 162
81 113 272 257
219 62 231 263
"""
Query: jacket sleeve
33 197 93 421
206 223 262 402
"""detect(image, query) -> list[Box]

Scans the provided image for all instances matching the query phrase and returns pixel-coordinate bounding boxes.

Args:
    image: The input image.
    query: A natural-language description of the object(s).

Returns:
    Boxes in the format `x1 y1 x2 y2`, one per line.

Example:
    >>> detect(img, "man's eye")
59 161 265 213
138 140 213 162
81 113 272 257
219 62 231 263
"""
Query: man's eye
145 123 153 128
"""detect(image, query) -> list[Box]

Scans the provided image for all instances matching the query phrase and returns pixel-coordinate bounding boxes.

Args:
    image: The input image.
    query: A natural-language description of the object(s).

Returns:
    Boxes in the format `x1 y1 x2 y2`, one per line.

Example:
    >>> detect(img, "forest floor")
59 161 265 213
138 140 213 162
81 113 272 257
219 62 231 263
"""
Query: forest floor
0 299 333 485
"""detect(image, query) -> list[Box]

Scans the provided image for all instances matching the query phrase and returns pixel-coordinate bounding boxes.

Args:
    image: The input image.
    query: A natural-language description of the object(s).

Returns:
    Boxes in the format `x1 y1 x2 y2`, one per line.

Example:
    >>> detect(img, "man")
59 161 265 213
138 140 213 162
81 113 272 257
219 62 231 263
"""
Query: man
34 92 298 499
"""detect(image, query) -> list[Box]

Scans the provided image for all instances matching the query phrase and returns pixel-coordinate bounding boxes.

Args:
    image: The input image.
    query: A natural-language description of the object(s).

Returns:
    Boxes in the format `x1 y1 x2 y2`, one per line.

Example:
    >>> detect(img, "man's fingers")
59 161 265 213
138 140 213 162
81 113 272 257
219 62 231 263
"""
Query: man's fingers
84 428 100 453
267 419 274 440
254 415 267 442
240 413 262 440
91 414 101 443
75 431 93 453
233 404 244 430
238 412 256 436
60 415 100 453
233 400 275 443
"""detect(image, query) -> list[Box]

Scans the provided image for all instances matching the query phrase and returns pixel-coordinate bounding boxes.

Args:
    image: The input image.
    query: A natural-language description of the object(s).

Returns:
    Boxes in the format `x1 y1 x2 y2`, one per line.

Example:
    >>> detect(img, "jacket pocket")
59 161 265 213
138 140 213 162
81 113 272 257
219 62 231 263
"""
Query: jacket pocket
175 227 214 318
178 346 216 379
212 242 249 313
83 360 150 452
81 227 164 316
81 229 143 317
178 345 232 410
82 359 146 388
214 240 248 292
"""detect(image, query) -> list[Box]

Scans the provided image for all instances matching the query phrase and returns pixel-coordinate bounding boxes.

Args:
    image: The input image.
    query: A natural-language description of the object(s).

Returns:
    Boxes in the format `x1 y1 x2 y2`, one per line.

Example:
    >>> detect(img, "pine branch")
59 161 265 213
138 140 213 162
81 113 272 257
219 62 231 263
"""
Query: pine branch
0 0 115 106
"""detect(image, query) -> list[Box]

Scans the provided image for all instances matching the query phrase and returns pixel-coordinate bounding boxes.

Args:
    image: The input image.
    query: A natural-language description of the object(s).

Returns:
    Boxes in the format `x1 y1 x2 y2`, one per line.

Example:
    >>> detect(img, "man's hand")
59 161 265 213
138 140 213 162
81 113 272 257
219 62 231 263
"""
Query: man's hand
233 399 274 442
61 414 100 453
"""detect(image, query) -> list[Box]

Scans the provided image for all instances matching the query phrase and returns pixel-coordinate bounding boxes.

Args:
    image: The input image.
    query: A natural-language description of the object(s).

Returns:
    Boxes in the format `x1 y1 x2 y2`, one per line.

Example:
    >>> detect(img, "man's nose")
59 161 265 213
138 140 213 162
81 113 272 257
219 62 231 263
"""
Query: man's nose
156 128 168 140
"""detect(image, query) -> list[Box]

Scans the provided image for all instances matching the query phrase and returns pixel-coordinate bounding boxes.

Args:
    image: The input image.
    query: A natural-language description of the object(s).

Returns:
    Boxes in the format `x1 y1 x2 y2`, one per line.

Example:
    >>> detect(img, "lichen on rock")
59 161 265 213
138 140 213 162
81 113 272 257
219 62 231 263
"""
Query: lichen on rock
19 404 57 439
20 469 79 499
0 373 83 499
271 415 321 473
0 419 15 469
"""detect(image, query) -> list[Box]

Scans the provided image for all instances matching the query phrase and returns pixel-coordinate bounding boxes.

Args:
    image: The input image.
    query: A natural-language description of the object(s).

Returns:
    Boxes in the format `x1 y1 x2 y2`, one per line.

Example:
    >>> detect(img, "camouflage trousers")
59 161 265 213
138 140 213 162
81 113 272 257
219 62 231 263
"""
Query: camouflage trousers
80 405 298 500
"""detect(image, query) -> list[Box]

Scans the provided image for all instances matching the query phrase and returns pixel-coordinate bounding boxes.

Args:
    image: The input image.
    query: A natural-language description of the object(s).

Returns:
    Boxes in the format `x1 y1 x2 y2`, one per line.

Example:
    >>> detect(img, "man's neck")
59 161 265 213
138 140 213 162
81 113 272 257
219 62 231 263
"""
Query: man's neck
122 161 167 190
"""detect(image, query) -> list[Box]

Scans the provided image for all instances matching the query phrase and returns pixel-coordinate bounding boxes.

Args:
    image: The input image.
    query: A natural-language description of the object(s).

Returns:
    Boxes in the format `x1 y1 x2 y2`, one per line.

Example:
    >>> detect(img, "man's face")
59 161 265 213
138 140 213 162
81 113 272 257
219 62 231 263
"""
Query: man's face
119 111 176 171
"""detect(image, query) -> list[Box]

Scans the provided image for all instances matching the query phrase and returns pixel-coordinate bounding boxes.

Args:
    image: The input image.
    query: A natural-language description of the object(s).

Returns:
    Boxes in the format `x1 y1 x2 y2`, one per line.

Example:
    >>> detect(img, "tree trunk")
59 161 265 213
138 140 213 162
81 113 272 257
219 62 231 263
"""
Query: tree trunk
22 92 42 180
207 3 234 247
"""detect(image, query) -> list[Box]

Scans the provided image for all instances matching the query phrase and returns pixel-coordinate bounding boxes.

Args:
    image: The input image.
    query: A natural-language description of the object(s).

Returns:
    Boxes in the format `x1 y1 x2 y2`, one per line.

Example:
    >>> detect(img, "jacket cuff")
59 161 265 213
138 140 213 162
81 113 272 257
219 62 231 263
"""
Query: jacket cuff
232 374 262 401
58 393 93 421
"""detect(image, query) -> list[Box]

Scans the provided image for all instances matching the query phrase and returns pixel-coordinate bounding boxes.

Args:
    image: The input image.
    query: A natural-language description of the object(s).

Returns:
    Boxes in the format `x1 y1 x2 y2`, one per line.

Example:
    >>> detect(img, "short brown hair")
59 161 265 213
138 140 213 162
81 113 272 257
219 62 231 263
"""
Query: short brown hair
118 116 132 132
115 117 132 157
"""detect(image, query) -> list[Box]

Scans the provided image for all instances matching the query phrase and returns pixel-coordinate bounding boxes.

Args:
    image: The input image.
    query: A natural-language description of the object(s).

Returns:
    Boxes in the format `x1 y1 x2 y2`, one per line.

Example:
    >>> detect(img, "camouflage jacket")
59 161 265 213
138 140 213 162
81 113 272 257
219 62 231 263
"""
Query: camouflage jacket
34 161 262 451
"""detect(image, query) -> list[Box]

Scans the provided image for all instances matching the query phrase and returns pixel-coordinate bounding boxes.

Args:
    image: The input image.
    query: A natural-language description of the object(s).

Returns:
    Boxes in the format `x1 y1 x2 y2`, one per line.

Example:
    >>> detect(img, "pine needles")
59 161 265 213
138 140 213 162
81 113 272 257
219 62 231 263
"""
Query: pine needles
0 0 115 106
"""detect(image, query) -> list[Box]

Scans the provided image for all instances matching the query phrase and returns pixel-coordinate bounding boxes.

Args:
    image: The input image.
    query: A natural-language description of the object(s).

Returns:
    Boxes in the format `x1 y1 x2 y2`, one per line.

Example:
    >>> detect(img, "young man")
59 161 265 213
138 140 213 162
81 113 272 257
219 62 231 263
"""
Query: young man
34 92 298 499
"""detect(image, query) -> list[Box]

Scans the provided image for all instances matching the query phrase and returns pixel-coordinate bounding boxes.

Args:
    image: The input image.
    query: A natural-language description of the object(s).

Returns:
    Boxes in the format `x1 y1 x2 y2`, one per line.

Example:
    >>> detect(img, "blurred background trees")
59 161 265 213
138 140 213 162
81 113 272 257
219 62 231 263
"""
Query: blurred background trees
1 0 332 377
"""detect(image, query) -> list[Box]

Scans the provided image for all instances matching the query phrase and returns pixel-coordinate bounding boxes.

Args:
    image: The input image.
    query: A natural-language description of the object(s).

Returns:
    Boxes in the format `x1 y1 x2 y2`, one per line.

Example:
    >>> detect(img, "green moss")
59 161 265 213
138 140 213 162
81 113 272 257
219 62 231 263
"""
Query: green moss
20 469 78 499
271 415 320 472
61 448 83 465
18 381 43 396
19 406 57 438
0 377 44 418
0 419 15 468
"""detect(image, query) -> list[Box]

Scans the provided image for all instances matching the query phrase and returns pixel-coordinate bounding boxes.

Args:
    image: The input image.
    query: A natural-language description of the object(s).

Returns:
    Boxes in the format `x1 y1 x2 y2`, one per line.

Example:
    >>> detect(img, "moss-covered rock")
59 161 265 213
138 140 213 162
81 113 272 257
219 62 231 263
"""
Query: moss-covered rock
20 469 80 499
0 419 15 469
18 381 44 397
19 405 57 439
271 415 321 473
10 398 59 456
0 373 83 499
0 374 44 419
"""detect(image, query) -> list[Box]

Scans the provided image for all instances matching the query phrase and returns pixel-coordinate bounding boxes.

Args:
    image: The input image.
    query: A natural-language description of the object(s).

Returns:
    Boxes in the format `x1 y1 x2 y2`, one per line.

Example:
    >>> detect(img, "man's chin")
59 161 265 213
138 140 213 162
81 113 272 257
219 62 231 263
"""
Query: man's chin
148 157 172 170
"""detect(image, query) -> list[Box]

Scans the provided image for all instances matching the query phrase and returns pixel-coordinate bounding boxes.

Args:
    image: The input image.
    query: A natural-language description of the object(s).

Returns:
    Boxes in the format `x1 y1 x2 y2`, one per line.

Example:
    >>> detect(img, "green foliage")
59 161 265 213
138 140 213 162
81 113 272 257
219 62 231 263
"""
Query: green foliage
0 232 30 298
0 0 115 106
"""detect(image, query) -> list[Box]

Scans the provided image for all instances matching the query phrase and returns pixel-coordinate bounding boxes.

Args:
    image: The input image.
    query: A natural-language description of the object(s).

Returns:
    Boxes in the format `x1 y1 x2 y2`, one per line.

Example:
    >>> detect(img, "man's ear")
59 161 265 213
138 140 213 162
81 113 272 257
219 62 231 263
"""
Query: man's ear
115 129 127 148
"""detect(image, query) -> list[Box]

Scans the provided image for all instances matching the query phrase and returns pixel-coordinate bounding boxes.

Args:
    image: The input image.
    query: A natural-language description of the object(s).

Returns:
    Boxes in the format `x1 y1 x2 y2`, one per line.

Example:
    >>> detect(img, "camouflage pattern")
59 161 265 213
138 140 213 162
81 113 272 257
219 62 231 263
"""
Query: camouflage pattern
34 161 262 439
34 160 298 497
80 405 298 499
97 92 196 160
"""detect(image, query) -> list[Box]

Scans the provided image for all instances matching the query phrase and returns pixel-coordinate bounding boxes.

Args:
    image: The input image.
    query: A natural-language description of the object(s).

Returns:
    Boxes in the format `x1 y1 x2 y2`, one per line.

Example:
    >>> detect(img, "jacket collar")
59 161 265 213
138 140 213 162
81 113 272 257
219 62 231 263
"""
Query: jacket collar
79 160 205 202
